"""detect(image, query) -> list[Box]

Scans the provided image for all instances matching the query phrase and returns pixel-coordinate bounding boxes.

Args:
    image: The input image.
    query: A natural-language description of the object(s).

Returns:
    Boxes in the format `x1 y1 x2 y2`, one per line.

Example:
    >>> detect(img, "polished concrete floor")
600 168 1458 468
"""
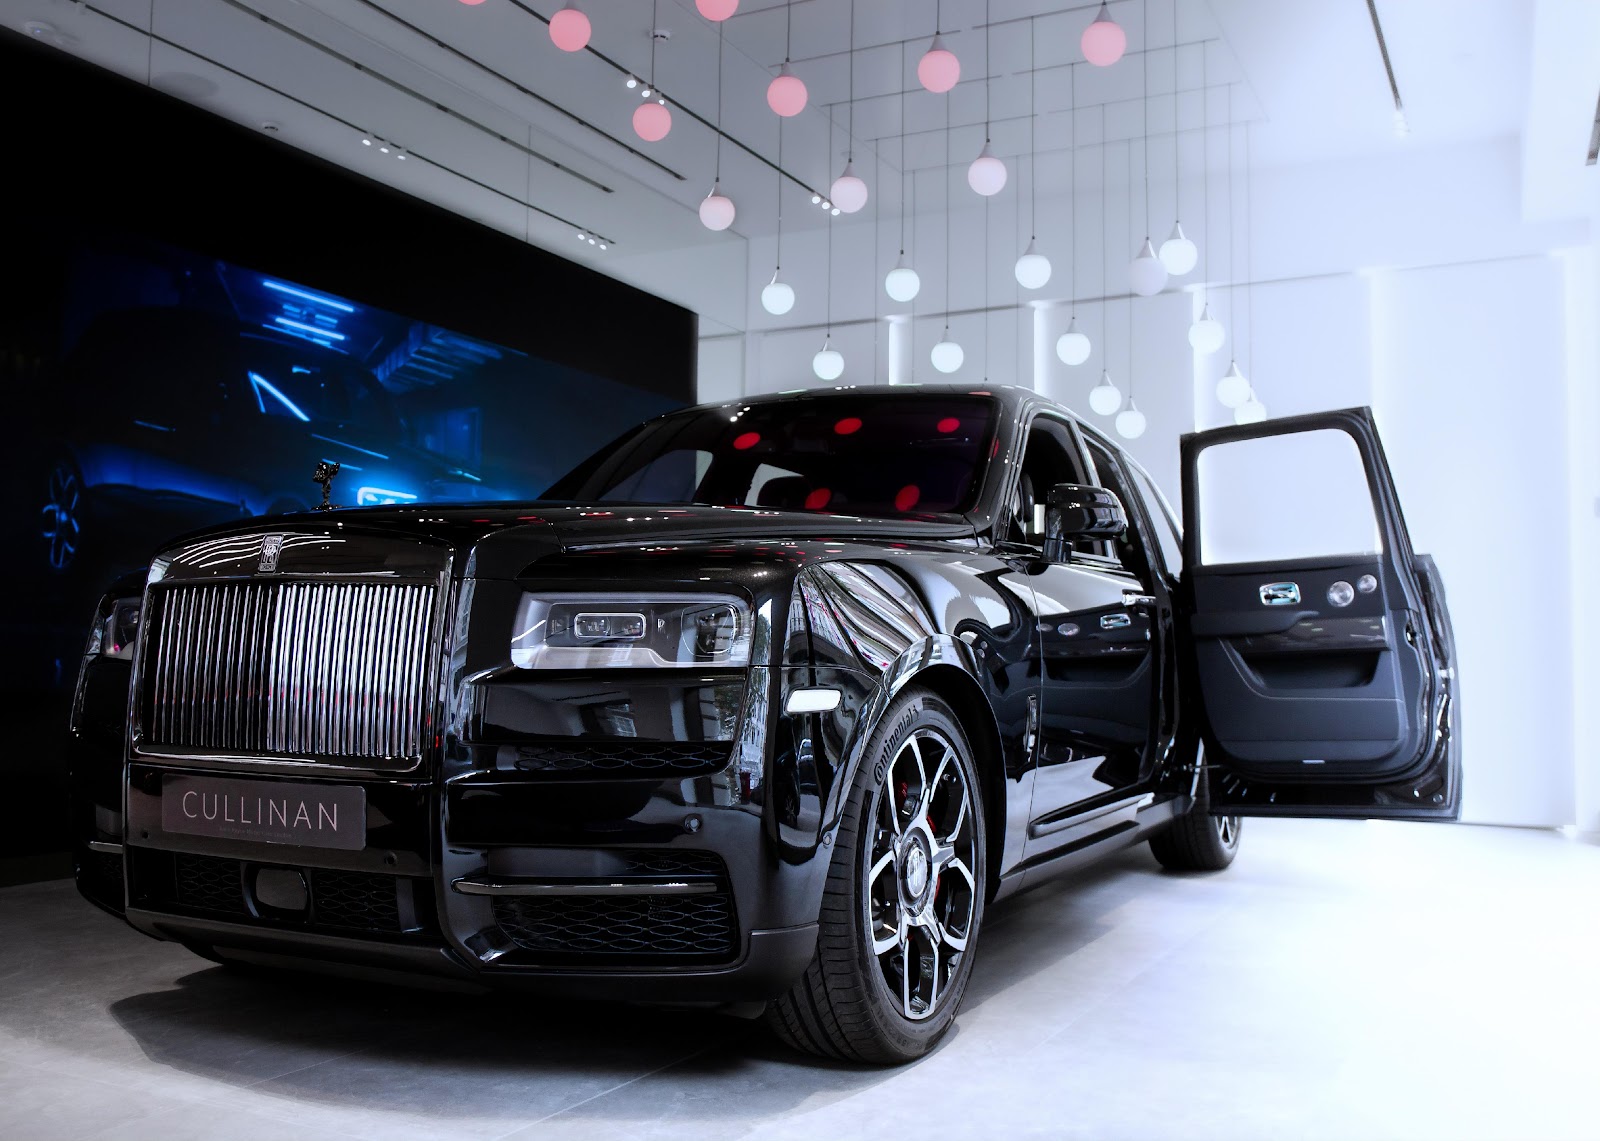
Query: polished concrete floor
2 820 1597 1141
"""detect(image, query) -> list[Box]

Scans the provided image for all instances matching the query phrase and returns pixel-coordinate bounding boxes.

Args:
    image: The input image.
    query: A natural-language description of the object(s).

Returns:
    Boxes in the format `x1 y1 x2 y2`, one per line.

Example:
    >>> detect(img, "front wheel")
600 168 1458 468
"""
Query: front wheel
1148 759 1241 872
767 687 986 1064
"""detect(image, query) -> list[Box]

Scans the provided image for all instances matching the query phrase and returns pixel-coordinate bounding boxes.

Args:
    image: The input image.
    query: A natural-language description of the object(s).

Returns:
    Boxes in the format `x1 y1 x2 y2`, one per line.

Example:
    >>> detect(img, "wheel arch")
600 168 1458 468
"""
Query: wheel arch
905 663 1007 902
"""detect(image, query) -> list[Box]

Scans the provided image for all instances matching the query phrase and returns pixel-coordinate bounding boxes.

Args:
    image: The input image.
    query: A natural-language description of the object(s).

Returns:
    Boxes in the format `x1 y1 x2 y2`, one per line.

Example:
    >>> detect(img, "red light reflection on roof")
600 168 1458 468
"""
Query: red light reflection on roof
936 417 960 433
733 431 761 450
895 485 921 512
834 417 862 435
804 488 832 510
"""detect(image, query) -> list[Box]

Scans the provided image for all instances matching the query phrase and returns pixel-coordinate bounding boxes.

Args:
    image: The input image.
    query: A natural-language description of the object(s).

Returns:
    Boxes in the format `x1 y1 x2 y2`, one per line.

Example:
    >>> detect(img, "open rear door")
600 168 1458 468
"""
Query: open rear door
1179 407 1459 820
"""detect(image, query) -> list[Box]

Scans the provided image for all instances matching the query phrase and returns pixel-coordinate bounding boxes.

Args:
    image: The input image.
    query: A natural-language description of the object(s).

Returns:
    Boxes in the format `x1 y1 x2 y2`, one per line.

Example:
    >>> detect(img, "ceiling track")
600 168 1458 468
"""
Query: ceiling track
348 0 689 184
219 0 615 193
502 0 831 201
78 1 618 244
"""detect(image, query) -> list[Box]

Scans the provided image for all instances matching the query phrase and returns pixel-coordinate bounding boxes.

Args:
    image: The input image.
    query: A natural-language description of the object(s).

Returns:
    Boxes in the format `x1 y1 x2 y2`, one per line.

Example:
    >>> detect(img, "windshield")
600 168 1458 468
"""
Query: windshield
546 394 999 517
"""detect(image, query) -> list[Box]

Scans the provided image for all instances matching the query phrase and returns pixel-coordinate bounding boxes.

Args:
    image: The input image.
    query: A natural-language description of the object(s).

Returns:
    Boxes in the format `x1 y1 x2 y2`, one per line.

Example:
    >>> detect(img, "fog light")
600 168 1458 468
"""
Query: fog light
253 867 308 912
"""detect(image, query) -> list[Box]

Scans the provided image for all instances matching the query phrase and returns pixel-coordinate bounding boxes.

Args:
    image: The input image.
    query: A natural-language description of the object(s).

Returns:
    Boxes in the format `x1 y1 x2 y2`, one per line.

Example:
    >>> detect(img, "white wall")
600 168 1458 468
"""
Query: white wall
1370 256 1575 827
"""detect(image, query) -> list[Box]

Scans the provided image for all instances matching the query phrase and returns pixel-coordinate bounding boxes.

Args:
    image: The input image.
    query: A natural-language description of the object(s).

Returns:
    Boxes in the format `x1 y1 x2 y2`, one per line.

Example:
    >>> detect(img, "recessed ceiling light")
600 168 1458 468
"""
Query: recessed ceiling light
598 243 607 250
362 137 372 145
577 231 587 240
626 76 638 89
811 194 821 204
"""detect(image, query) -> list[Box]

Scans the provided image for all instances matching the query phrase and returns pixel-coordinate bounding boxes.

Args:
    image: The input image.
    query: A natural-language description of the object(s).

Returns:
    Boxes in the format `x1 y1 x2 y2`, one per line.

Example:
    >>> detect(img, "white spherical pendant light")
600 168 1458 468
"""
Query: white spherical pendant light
1014 240 1052 290
885 256 921 303
1234 393 1267 424
1188 304 1225 354
813 339 845 381
695 0 738 20
761 271 795 316
1129 238 1168 296
633 100 672 142
930 334 964 374
1088 370 1122 415
1216 360 1251 408
830 163 869 214
1081 1 1127 67
1159 221 1198 275
1116 401 1148 439
967 144 1008 197
917 36 960 94
698 184 736 231
548 3 591 51
767 64 808 117
1056 318 1092 366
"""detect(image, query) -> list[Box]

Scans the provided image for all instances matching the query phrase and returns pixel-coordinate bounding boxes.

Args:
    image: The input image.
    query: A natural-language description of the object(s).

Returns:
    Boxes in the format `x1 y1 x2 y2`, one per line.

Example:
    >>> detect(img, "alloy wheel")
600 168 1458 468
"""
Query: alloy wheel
42 461 82 572
1216 814 1240 848
864 728 979 1022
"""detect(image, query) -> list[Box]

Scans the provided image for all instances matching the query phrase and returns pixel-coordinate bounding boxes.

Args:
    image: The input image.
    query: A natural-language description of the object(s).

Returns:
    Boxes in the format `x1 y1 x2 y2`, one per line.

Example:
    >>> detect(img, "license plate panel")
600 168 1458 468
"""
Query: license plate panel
161 774 366 850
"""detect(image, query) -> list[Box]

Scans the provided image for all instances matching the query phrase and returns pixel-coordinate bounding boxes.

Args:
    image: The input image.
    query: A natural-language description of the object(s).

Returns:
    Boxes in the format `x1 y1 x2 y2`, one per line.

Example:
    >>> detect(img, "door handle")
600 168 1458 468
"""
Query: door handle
1122 592 1157 609
1100 613 1133 630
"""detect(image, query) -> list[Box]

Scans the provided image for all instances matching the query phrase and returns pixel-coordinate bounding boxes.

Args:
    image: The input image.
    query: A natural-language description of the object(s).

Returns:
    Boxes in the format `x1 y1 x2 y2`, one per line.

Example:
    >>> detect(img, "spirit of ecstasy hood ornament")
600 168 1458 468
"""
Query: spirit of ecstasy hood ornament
313 460 340 511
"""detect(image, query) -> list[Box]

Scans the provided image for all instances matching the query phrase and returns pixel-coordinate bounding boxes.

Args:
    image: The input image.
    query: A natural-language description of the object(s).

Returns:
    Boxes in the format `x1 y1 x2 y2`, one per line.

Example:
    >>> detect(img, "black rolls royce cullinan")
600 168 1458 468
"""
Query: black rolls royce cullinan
69 385 1459 1063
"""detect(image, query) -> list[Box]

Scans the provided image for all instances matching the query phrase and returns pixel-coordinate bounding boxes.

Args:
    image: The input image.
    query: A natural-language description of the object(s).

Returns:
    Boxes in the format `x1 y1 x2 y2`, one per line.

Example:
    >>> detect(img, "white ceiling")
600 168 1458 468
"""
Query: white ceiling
2 0 1585 330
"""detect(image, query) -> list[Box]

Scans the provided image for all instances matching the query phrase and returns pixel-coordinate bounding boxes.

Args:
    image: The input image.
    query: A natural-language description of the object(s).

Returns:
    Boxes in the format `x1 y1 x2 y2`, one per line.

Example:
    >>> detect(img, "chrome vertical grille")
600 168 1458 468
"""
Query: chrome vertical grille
144 580 437 765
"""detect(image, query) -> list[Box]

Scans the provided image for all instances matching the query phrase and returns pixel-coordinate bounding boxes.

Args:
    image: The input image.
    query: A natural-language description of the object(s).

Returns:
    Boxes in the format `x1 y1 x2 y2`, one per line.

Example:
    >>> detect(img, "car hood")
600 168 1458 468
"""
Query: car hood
157 501 976 578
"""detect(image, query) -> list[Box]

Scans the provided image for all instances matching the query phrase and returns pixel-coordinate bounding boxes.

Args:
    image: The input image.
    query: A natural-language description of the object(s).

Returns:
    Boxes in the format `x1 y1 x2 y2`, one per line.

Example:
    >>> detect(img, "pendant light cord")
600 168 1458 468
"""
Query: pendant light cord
847 0 855 163
900 41 908 255
1200 46 1208 293
784 0 792 65
1141 0 1150 238
714 22 723 182
1069 62 1077 318
984 0 992 143
1101 102 1108 334
1171 0 1180 227
1246 119 1253 378
1127 138 1134 398
649 0 657 85
945 93 952 333
775 118 784 272
1028 21 1036 241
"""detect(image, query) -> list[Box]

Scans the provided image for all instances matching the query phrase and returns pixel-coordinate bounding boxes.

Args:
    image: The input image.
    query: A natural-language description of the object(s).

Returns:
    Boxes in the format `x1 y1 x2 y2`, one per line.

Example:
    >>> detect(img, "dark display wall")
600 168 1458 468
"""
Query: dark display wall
0 33 695 861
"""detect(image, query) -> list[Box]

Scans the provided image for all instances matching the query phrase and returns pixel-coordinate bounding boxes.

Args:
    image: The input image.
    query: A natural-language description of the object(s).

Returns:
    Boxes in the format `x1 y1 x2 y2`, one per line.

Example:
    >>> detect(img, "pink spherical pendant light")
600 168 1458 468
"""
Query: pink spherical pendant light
457 0 487 6
917 36 960 94
699 184 736 231
767 63 807 117
830 163 868 214
1081 1 1126 67
633 100 672 142
548 3 591 52
696 0 738 20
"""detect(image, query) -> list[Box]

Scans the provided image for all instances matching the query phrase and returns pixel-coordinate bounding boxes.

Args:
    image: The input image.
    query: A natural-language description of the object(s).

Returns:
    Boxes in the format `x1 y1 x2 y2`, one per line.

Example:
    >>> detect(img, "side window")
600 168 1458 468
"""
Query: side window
1010 416 1089 544
1083 439 1154 581
1127 463 1182 578
1195 428 1379 566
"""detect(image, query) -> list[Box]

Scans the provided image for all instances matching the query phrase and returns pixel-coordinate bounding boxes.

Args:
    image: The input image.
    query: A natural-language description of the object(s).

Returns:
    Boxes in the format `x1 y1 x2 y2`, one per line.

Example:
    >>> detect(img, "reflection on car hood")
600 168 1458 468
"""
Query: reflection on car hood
157 502 976 579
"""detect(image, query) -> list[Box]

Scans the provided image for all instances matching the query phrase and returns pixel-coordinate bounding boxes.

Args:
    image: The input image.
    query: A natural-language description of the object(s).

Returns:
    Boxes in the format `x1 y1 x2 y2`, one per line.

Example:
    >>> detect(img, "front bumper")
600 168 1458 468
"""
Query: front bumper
96 659 839 1004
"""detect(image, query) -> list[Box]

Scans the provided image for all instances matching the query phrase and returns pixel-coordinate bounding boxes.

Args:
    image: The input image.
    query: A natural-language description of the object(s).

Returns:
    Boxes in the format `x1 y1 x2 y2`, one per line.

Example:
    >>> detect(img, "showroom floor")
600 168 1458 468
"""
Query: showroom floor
2 820 1597 1141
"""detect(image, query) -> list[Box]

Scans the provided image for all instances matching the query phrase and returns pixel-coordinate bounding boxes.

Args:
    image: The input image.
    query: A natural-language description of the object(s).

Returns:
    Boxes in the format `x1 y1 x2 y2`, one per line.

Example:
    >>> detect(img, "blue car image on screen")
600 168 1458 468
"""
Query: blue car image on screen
39 306 496 574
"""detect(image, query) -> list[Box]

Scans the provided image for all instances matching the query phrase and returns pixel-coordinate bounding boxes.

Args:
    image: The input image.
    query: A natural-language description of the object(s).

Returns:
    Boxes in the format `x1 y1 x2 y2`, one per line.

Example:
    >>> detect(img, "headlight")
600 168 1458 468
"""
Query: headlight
511 593 752 669
86 596 142 661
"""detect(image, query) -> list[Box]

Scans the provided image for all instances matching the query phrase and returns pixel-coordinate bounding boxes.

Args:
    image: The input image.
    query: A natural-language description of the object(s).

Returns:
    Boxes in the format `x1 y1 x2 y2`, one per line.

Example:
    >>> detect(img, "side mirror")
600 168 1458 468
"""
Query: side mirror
1044 483 1127 562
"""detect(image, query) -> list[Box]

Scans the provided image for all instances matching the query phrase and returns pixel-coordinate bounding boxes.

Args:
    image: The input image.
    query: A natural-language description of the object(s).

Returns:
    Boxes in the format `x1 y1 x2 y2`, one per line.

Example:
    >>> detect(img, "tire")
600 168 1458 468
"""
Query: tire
1149 760 1241 872
766 687 987 1064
